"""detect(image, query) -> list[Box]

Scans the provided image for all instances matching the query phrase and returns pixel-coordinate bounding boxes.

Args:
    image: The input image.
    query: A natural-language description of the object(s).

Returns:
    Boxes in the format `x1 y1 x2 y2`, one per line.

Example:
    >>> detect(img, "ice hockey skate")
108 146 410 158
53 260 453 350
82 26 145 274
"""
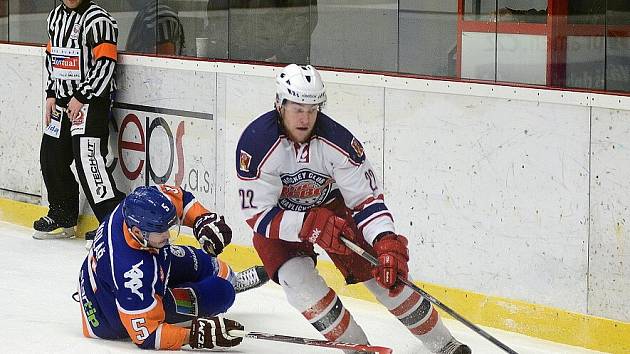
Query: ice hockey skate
438 338 471 354
234 266 269 293
32 216 75 240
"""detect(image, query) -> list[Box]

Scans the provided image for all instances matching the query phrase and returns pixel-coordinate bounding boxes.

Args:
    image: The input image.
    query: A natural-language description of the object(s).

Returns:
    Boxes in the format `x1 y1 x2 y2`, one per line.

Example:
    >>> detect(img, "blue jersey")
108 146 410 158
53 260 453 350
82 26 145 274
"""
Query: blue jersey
236 110 395 245
78 185 233 349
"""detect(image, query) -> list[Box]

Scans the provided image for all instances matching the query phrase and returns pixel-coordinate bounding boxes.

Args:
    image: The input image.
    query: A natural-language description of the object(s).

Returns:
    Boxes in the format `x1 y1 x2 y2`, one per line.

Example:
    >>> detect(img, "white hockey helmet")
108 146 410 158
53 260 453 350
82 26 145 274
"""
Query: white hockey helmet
275 64 326 106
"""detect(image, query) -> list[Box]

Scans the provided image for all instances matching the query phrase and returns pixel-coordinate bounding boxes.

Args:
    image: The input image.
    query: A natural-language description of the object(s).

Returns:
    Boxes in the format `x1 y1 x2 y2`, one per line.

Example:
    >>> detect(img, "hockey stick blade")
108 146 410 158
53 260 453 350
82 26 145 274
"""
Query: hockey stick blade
340 236 519 354
229 329 393 353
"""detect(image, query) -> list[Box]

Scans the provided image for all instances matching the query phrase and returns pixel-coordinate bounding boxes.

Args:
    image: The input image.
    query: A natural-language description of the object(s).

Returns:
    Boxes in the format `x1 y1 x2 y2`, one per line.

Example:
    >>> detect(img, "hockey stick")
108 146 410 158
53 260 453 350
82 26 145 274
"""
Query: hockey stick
340 236 519 354
228 329 392 353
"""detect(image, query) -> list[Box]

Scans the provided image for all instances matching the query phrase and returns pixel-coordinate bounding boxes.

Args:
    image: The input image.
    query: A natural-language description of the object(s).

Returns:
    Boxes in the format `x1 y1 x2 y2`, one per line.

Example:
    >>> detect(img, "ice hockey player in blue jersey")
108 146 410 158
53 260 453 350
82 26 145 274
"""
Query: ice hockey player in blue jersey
235 64 471 354
77 184 268 350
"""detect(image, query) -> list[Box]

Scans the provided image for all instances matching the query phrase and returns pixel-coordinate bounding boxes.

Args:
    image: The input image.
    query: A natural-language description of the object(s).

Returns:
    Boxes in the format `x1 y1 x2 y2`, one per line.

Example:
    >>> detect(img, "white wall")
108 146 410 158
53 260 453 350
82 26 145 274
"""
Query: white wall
0 43 628 322
589 107 630 321
385 89 590 311
0 45 43 197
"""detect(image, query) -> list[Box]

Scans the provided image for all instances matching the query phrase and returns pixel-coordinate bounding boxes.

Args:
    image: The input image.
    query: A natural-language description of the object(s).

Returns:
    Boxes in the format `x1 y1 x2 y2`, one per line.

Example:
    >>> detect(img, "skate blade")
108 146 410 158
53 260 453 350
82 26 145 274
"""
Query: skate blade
32 227 76 240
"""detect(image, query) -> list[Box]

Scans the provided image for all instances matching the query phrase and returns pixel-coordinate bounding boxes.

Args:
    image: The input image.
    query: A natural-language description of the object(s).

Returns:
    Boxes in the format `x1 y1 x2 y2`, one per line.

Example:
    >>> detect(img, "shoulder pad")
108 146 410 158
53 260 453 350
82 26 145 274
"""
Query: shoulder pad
315 113 366 164
236 110 282 179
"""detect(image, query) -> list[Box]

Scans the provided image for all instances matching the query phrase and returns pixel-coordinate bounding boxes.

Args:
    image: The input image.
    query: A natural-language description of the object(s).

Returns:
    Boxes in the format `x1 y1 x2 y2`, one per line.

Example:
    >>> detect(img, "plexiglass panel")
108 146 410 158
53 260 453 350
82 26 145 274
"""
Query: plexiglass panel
8 0 54 43
606 1 630 92
0 0 7 41
310 0 397 71
228 0 313 64
1 0 629 94
496 0 547 23
566 0 606 90
399 1 458 77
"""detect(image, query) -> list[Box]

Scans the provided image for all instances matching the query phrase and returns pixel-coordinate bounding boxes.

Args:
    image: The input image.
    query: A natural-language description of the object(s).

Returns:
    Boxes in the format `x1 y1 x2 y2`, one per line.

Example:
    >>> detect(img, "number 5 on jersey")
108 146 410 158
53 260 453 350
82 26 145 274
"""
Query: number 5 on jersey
132 318 149 341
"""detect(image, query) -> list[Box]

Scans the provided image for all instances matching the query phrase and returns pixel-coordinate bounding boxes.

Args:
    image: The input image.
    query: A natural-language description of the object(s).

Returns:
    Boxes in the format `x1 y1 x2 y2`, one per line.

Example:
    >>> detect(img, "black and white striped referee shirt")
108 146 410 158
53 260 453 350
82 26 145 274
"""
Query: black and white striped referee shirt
45 1 118 102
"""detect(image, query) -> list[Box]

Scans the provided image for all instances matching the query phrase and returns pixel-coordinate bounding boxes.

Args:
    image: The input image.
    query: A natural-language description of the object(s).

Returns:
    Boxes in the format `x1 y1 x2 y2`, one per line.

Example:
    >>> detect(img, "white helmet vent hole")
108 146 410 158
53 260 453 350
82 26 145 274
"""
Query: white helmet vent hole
275 64 327 106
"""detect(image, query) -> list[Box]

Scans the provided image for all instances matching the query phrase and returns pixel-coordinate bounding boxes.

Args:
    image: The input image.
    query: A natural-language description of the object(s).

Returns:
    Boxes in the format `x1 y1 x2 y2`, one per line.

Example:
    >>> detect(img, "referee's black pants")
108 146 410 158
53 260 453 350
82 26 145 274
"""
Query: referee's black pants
39 96 124 227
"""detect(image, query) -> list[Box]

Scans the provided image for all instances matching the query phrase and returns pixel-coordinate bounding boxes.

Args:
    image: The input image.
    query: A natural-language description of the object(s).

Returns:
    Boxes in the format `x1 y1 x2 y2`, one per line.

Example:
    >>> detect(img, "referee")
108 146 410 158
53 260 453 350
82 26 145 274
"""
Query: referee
34 0 124 241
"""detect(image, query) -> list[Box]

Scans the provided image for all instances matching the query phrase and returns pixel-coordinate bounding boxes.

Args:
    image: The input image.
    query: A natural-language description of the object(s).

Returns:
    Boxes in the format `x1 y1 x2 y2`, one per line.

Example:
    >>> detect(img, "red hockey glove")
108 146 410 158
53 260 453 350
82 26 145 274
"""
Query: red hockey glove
193 213 232 256
299 207 355 255
189 316 243 349
372 233 409 297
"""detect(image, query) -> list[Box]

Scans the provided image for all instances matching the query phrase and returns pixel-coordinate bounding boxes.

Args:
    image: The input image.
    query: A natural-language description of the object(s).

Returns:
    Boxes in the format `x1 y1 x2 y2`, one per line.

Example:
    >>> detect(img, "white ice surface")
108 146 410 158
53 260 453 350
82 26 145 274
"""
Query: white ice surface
0 221 602 354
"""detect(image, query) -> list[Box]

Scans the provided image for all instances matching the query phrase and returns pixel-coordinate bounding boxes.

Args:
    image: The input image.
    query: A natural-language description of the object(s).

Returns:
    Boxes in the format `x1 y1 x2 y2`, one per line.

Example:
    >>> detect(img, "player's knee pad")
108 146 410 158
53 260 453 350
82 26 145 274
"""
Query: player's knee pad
277 257 329 309
195 276 236 316
277 256 318 289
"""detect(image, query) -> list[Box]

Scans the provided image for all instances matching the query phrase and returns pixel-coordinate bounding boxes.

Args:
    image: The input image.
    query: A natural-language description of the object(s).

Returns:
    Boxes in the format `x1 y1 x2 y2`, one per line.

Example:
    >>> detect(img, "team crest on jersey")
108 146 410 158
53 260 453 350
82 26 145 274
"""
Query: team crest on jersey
351 137 364 158
170 245 186 257
279 170 334 212
239 150 252 173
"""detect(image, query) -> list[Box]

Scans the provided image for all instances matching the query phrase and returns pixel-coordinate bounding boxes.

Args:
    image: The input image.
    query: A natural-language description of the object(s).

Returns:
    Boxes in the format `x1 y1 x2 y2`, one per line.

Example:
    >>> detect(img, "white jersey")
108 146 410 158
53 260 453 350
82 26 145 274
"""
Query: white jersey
236 110 395 245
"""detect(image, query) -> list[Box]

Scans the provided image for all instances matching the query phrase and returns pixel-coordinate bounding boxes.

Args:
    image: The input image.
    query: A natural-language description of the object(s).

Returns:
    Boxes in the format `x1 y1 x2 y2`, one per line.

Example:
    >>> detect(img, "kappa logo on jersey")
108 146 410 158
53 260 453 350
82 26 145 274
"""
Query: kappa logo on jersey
351 137 364 158
239 150 252 173
279 170 334 211
124 260 145 300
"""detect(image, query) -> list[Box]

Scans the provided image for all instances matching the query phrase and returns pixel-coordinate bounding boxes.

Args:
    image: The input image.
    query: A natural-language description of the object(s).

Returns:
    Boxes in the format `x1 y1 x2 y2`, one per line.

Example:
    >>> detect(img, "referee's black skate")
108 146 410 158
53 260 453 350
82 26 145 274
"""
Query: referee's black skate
234 266 269 293
32 216 76 240
438 338 471 354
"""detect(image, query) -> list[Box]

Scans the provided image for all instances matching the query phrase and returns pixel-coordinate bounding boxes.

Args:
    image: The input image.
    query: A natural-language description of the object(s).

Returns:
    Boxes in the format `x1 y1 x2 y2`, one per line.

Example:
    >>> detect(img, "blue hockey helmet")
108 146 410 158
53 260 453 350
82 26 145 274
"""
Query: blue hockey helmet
123 186 178 233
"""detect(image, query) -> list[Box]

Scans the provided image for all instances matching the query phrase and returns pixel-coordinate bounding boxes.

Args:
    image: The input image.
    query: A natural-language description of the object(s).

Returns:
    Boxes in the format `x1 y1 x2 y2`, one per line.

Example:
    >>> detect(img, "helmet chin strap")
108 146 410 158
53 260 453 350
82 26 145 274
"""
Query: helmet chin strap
128 227 154 250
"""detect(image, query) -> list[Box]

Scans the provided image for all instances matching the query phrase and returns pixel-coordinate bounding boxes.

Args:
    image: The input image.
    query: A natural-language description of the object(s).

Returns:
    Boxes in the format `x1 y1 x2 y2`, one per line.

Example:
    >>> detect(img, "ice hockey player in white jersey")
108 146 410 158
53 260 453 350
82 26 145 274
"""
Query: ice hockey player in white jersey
235 64 471 354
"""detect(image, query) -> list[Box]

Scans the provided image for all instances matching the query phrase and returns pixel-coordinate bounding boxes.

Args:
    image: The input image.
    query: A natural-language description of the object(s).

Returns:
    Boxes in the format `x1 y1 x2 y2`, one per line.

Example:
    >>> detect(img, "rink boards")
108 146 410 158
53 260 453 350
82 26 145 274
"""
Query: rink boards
0 43 628 353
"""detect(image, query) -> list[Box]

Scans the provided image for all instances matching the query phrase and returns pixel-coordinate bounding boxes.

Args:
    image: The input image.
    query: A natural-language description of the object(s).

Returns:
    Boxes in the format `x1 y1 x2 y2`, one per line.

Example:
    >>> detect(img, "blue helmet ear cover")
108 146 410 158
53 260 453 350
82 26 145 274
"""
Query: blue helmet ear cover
123 186 178 233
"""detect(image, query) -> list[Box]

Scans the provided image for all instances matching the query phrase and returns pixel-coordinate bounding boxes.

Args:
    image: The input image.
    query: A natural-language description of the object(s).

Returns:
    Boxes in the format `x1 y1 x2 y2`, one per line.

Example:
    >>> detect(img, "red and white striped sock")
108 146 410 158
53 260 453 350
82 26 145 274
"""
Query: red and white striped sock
278 257 368 348
365 278 453 352
302 287 367 344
